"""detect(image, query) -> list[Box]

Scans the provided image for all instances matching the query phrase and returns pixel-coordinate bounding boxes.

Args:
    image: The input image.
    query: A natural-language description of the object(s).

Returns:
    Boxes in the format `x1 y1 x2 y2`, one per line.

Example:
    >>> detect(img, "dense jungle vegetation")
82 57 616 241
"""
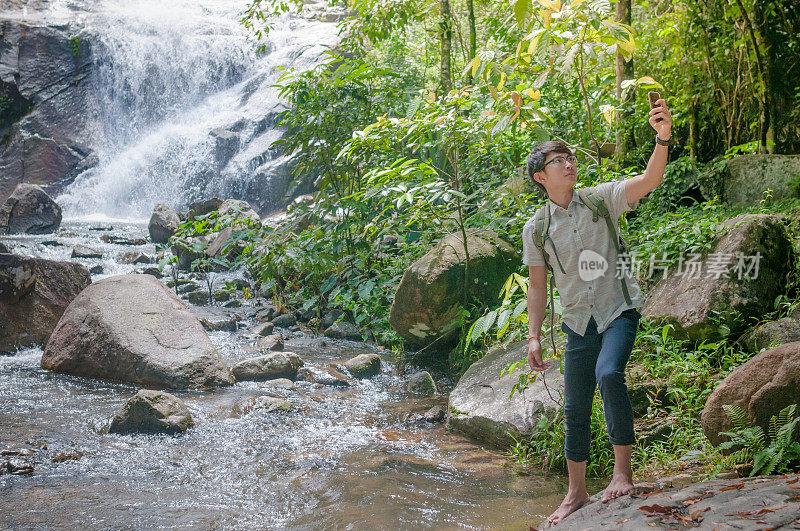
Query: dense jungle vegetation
170 0 800 478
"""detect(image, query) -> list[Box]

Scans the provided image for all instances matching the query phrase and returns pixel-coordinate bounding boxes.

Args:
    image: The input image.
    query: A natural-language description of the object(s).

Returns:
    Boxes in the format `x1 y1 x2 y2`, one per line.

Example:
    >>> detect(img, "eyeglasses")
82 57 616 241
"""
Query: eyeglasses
543 155 577 169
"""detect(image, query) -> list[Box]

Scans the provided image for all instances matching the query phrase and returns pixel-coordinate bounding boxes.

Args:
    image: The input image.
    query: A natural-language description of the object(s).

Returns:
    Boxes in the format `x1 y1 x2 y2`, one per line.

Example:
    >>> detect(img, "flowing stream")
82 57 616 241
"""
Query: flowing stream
2 0 578 527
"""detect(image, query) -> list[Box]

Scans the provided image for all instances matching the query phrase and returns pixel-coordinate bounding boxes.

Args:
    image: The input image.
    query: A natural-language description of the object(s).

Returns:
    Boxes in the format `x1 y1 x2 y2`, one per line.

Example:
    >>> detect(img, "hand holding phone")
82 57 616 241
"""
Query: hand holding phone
648 91 662 122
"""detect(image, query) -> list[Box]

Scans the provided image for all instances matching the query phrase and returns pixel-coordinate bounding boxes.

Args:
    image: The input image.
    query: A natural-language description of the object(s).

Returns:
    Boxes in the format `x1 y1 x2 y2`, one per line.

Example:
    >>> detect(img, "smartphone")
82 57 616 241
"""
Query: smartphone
648 91 662 122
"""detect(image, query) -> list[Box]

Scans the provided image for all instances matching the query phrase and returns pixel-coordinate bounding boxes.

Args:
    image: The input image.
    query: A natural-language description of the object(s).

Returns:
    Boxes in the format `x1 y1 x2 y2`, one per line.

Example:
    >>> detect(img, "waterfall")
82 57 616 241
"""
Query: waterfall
57 0 340 222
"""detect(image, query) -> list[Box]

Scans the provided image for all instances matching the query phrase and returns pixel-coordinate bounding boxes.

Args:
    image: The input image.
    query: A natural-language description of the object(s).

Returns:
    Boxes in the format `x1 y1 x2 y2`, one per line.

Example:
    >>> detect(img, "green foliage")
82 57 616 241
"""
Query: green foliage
718 404 800 476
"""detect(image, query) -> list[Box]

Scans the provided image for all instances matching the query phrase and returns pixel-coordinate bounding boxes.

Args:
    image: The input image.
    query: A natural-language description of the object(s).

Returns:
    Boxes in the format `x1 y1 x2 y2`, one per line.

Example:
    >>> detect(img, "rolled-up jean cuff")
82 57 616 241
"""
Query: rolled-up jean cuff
609 437 635 446
565 449 589 463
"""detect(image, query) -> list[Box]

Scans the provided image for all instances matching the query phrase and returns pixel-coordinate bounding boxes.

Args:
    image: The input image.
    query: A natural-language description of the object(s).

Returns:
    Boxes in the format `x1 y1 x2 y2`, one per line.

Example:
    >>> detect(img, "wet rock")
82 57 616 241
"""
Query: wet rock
296 366 352 387
0 241 9 253
1 448 35 457
231 351 303 381
101 234 147 246
261 378 296 390
1 255 91 352
448 338 564 449
89 265 103 275
148 203 181 244
321 309 344 330
109 390 194 435
0 253 36 304
343 353 382 379
0 184 62 234
41 240 62 247
257 334 284 351
200 317 238 332
41 274 234 389
71 245 102 259
272 313 296 328
176 281 200 294
423 405 447 423
223 300 242 308
51 450 83 463
187 197 222 219
186 290 209 305
141 267 163 278
119 251 151 265
204 226 233 260
252 322 274 337
643 214 793 341
324 320 362 341
89 225 113 232
218 199 261 226
232 395 293 417
389 229 520 351
212 290 230 302
535 474 800 530
407 371 437 396
256 305 277 322
701 340 800 446
5 458 34 475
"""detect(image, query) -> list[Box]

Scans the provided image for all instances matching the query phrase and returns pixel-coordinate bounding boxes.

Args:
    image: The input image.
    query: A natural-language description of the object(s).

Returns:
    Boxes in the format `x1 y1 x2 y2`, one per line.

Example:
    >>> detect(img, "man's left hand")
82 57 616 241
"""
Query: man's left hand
649 99 672 140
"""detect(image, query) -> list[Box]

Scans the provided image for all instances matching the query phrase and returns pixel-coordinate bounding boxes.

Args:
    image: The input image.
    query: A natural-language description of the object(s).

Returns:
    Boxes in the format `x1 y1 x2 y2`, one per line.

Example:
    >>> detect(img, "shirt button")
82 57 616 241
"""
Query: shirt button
590 304 593 308
573 229 577 233
580 248 584 252
588 286 592 290
569 214 572 218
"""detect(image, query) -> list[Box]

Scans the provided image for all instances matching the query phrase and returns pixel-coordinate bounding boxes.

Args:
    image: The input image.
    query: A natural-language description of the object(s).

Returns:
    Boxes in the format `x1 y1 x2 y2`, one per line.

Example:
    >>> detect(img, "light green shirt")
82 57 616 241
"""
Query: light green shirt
522 180 644 336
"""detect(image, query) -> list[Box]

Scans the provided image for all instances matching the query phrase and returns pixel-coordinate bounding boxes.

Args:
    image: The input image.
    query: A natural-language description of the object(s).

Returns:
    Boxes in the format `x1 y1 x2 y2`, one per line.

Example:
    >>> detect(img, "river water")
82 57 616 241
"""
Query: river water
0 223 574 529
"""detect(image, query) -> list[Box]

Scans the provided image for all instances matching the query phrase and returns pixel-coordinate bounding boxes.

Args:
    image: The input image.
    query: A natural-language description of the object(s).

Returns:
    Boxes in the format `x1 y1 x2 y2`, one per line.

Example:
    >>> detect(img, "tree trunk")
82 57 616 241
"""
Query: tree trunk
467 0 476 83
735 0 773 153
439 0 452 93
614 0 634 163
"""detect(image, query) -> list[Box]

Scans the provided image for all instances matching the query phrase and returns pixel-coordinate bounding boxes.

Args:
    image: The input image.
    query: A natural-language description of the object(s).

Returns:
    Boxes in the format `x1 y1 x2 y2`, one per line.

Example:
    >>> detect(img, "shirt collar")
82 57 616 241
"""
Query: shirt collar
548 189 583 215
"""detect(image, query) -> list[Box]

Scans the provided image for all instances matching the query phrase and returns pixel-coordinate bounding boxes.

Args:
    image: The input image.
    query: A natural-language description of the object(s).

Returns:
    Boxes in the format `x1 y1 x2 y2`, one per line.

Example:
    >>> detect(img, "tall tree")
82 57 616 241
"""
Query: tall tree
614 0 635 162
439 0 452 93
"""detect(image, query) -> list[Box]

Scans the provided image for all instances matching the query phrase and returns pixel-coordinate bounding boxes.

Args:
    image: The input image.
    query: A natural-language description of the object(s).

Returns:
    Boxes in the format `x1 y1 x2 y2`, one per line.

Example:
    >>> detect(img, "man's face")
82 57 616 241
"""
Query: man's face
535 152 578 193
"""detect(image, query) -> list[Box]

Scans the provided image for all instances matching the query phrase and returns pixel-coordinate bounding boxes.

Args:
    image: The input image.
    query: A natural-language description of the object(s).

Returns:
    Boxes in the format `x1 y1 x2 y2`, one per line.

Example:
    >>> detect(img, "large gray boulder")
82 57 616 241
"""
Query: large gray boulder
389 229 520 350
643 214 793 342
343 353 382 378
0 183 62 234
701 341 800 447
0 21 95 202
218 199 261 226
41 274 234 389
0 255 90 352
148 203 181 244
448 338 563 449
718 154 800 206
109 390 194 435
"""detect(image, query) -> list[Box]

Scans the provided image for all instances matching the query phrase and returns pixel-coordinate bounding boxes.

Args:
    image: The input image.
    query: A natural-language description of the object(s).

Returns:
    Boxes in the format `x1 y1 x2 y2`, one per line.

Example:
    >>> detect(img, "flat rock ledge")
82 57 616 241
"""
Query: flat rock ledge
537 474 800 530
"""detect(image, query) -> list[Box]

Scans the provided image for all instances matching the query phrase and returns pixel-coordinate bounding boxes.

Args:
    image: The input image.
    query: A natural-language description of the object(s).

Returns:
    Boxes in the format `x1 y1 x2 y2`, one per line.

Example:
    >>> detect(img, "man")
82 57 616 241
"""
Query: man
522 99 672 525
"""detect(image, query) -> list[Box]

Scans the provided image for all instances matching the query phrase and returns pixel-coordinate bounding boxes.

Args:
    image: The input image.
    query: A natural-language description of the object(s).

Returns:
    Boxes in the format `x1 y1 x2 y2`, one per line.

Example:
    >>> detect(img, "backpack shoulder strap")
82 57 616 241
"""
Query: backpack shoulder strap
532 204 566 275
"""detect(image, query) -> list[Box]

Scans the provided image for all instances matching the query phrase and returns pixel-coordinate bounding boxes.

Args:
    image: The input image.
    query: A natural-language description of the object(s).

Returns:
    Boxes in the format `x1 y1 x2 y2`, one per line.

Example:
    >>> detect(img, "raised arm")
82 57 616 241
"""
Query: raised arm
625 98 673 205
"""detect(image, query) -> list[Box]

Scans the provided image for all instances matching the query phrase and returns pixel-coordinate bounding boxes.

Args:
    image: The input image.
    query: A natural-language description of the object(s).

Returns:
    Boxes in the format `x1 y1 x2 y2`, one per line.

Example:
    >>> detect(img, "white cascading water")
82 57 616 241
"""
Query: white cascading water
57 0 340 222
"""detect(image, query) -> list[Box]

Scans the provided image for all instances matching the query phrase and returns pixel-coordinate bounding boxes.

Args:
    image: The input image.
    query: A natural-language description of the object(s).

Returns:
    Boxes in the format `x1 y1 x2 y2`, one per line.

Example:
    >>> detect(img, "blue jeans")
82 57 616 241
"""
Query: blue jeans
561 309 640 462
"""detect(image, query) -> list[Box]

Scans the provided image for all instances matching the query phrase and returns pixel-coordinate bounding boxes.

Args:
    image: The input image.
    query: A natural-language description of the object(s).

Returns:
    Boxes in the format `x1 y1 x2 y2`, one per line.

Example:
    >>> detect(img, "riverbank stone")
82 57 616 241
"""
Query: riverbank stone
1 255 90 352
721 154 800 206
343 353 381 378
407 371 437 396
231 396 293 417
537 474 800 530
231 351 303 381
642 214 793 342
257 334 284 351
0 184 62 234
41 274 234 389
109 390 194 435
272 313 296 328
738 310 800 352
389 229 519 351
448 338 564 449
148 203 181 244
321 309 344 329
296 366 352 387
323 320 361 341
252 322 274 337
701 340 800 446
71 245 102 259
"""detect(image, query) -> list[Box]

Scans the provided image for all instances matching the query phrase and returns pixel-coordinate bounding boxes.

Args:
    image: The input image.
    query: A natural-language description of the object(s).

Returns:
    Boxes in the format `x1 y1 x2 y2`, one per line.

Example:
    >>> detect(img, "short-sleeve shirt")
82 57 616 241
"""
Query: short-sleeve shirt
522 180 644 336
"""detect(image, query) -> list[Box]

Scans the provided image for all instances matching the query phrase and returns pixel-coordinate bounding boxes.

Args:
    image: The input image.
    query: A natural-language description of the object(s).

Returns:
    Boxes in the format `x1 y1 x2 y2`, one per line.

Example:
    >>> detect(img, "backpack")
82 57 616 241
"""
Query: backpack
531 188 633 350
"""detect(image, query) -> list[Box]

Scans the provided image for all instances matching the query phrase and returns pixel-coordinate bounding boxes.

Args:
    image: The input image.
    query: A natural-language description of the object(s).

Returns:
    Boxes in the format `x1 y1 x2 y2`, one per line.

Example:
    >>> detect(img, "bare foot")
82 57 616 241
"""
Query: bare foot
601 473 634 503
547 492 591 525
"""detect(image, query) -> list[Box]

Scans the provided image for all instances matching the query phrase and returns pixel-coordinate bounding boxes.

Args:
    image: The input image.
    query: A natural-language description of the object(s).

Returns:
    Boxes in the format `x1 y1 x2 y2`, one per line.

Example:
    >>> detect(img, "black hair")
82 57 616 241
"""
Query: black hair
526 140 574 194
